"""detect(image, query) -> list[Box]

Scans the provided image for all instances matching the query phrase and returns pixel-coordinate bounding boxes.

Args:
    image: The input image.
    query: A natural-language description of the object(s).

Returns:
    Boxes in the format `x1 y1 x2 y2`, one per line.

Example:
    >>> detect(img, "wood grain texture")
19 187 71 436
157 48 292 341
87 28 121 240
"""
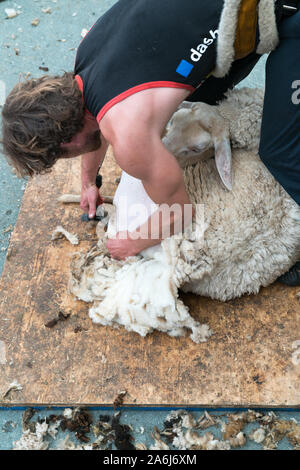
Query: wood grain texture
0 149 299 407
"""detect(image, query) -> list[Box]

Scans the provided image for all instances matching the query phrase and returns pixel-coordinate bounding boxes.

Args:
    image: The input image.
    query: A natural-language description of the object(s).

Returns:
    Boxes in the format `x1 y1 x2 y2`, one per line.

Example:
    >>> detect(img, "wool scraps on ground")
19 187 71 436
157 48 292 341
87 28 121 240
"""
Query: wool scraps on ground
13 408 135 450
153 409 300 451
10 408 300 450
60 408 93 443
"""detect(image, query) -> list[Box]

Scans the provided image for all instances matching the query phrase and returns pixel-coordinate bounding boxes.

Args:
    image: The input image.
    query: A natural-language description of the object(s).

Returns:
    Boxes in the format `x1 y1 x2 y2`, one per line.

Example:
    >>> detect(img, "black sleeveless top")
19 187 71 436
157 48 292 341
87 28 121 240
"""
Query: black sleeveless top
74 0 224 122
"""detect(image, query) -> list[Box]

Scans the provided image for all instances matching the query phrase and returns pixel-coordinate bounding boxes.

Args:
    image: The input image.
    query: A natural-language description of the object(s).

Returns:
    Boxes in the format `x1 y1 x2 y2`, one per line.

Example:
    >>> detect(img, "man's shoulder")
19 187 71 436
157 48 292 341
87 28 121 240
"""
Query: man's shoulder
99 90 157 142
100 86 190 143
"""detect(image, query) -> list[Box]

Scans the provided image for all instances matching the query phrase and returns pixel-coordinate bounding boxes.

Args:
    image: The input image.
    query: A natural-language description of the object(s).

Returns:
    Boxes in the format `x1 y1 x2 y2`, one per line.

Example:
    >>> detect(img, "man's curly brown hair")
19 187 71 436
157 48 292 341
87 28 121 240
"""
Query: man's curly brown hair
1 72 85 177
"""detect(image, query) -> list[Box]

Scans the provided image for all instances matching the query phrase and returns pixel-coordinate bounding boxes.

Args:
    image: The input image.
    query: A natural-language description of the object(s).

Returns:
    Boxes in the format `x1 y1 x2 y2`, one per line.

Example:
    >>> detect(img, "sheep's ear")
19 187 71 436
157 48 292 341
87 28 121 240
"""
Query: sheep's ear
214 136 233 191
190 102 233 189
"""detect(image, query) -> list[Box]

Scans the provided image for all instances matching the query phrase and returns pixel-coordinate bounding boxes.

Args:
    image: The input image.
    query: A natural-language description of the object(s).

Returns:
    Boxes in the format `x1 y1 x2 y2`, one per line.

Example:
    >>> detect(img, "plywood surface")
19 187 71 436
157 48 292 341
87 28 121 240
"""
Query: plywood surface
0 150 299 407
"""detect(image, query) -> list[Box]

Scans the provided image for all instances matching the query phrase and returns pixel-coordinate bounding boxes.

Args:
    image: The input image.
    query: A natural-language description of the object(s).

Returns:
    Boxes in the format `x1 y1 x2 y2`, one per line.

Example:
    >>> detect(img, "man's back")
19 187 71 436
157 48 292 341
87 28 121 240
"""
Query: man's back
74 0 223 123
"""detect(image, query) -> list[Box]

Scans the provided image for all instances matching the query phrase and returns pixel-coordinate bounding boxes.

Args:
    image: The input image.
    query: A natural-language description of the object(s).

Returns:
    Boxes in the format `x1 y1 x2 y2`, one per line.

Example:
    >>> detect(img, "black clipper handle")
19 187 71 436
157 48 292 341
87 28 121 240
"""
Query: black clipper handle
95 174 102 189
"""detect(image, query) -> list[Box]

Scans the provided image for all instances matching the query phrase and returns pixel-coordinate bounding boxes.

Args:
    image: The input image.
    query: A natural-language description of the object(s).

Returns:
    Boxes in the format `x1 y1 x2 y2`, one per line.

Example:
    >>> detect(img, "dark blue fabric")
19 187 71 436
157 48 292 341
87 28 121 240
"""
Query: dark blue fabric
186 51 261 104
74 0 224 118
259 10 300 205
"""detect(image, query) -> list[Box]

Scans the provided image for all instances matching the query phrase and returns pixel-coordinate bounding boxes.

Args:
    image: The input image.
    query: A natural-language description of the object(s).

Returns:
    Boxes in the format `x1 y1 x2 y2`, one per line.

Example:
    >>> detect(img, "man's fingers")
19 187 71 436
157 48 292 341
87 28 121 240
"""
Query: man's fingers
80 186 102 216
88 197 97 218
80 201 89 212
89 208 96 218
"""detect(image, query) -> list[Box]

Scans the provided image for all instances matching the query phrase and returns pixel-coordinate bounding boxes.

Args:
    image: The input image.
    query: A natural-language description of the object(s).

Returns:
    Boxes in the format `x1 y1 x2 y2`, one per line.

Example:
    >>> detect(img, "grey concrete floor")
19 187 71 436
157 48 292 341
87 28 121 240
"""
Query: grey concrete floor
0 0 298 450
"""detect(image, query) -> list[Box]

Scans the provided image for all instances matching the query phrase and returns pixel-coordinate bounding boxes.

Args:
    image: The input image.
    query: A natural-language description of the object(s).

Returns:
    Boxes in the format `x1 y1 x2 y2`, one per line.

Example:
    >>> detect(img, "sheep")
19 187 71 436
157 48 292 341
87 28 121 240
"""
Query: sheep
169 86 265 181
176 87 264 152
69 87 300 343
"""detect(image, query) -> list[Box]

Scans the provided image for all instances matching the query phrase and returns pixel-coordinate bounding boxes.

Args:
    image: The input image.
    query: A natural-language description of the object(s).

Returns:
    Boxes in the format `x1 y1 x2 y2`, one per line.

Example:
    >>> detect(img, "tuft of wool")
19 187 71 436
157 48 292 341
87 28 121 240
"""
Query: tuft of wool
218 87 265 151
228 431 247 448
13 421 49 450
52 226 79 245
150 431 170 450
1 380 22 402
249 427 266 444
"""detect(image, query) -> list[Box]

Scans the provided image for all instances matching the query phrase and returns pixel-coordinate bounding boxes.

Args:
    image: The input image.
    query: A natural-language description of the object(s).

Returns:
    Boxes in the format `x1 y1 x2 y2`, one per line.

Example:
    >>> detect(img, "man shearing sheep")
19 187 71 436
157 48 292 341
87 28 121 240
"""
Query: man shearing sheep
1 0 300 285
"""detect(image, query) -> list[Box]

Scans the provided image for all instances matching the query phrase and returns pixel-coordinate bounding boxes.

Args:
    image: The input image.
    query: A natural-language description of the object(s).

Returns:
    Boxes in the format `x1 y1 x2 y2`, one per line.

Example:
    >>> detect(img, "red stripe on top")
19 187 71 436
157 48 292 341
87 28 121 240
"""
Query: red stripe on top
96 81 195 122
75 74 94 118
75 74 83 94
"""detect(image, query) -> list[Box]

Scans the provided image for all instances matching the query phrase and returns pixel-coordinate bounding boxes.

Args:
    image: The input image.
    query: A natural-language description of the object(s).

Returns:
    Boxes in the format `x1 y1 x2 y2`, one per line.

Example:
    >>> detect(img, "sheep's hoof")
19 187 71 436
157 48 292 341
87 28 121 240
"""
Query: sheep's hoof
277 261 300 286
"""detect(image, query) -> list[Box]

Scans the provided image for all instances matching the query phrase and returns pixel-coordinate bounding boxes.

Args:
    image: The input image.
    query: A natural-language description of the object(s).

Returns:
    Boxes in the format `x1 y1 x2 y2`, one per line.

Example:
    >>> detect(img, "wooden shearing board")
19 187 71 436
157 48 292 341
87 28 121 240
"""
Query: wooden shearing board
0 150 299 407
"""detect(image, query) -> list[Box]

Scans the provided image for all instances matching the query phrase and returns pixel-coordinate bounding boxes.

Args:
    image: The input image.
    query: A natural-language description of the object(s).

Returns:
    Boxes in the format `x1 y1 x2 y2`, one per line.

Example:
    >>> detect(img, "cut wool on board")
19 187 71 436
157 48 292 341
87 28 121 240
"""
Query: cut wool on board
69 239 213 344
0 380 22 402
51 225 79 245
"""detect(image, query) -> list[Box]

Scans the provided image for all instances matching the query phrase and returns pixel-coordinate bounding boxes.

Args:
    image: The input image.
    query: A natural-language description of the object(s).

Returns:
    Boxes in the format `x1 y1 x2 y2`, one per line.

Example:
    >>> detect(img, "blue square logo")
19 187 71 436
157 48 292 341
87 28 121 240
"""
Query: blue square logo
176 60 194 78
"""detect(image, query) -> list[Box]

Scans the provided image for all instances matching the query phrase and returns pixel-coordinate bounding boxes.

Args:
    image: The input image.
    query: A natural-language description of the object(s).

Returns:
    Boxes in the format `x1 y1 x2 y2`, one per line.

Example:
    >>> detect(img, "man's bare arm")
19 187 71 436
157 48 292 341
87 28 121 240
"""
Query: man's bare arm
135 139 192 247
81 139 109 217
109 134 193 257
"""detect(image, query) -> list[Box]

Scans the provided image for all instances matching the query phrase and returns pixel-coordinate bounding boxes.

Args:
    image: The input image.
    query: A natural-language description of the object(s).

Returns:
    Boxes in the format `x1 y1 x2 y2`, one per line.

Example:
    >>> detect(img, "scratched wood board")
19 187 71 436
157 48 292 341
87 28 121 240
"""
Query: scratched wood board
0 148 299 407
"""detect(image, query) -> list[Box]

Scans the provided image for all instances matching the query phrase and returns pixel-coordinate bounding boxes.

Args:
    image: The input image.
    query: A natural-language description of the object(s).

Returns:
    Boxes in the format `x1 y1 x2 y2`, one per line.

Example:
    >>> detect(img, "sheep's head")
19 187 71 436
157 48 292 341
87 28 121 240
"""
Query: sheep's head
163 102 233 191
163 108 214 167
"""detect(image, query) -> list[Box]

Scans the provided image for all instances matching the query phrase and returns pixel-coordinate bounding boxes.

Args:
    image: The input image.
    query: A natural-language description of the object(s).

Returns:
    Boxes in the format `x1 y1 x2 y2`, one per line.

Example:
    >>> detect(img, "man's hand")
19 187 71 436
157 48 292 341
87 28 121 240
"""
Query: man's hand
106 231 144 260
80 184 103 219
81 138 109 218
